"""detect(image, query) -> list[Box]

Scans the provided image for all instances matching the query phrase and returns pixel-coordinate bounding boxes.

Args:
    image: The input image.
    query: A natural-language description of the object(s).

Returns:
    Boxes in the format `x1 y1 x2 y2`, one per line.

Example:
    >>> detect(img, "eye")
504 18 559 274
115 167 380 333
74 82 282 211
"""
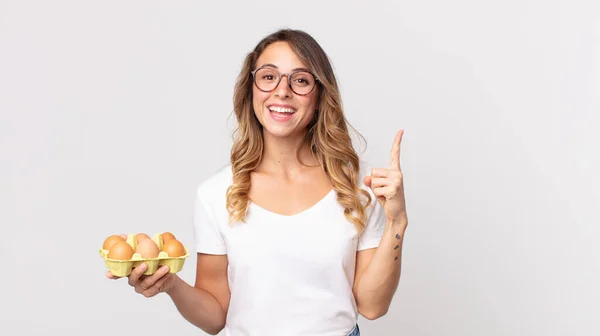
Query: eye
256 68 279 82
292 75 312 86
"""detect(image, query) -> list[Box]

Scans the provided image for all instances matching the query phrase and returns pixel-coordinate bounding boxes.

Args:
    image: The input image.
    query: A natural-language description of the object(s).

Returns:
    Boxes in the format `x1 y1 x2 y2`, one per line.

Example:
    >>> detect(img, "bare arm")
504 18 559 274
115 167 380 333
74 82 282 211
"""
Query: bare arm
353 216 407 319
354 129 408 319
165 253 231 335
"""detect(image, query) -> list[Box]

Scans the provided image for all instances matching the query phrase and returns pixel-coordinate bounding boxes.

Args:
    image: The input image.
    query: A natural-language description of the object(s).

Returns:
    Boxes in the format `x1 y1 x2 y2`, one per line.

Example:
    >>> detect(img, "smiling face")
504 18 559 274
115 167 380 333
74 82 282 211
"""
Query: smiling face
252 41 319 140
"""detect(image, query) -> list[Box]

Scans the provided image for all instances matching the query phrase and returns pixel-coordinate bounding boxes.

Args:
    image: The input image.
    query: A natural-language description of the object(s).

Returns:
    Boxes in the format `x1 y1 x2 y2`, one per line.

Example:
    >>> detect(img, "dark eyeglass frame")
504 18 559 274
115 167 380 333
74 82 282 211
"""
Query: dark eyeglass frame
250 65 320 96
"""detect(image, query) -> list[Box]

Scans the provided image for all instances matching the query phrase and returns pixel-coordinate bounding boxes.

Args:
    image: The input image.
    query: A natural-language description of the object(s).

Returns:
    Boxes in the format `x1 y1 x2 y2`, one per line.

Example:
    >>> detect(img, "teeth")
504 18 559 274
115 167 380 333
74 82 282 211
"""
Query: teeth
269 106 296 113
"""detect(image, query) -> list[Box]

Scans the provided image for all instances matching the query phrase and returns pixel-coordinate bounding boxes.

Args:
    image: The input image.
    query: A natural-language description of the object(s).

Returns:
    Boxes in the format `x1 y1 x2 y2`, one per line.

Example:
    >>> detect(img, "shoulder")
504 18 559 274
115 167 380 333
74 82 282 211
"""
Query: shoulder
358 159 374 174
195 164 233 203
356 159 376 185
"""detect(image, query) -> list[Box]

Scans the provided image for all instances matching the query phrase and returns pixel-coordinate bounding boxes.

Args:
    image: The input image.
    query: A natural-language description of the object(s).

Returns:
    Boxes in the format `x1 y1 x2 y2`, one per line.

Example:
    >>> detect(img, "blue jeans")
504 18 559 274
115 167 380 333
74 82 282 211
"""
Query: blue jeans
347 324 360 336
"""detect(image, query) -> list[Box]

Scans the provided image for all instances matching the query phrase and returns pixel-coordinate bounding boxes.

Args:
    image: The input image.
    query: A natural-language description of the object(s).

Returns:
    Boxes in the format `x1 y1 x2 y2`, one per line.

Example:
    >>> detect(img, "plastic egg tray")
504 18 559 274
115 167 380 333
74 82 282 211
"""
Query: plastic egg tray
99 233 189 277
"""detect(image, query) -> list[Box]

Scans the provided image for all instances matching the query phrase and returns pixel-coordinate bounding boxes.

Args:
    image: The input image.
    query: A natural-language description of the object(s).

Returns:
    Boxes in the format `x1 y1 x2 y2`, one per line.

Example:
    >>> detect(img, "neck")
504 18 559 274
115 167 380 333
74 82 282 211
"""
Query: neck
257 130 318 175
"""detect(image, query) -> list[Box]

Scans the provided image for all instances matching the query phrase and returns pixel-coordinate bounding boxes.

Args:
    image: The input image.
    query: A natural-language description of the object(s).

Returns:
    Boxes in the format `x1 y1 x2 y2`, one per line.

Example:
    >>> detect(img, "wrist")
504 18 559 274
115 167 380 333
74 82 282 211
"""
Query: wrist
386 213 408 230
165 274 182 296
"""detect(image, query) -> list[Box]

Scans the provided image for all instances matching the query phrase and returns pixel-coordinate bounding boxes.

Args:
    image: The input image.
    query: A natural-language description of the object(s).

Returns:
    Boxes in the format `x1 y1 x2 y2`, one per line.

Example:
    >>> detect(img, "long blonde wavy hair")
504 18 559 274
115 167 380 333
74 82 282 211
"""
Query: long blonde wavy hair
226 29 372 233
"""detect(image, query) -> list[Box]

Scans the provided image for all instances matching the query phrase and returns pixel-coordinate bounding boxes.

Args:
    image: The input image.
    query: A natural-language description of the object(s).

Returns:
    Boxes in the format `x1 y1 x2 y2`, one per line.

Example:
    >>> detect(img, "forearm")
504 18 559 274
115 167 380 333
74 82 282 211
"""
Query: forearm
166 275 226 335
355 215 407 318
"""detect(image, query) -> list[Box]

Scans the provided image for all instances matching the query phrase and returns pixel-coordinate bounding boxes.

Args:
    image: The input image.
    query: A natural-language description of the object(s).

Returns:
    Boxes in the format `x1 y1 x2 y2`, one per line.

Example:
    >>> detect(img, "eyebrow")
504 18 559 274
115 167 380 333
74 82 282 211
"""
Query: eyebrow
258 63 311 72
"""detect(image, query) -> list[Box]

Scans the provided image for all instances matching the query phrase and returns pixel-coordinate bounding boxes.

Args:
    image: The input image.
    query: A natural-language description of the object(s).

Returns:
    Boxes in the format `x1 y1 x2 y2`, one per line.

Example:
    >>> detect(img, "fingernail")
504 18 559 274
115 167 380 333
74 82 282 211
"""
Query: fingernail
163 265 170 273
140 263 147 271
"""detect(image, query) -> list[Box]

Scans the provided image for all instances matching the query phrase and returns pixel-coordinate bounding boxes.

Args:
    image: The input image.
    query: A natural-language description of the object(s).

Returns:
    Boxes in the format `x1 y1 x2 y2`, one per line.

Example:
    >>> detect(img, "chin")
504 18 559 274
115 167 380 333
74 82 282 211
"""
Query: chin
262 123 298 138
260 111 307 138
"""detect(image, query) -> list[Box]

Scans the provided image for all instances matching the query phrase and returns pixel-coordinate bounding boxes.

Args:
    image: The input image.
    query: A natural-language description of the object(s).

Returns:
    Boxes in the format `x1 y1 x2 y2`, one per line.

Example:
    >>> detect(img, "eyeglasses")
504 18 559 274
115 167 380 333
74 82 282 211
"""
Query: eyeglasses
251 66 319 96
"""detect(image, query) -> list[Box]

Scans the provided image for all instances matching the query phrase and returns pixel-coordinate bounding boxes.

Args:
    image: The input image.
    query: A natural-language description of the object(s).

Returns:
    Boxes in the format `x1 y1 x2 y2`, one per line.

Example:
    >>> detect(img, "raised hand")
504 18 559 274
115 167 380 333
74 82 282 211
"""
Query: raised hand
364 130 407 224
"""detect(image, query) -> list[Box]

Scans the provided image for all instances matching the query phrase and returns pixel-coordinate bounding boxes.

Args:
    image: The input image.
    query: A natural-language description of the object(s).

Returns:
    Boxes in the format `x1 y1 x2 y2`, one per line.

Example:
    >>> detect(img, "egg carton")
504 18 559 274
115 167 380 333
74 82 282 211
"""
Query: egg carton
99 233 189 277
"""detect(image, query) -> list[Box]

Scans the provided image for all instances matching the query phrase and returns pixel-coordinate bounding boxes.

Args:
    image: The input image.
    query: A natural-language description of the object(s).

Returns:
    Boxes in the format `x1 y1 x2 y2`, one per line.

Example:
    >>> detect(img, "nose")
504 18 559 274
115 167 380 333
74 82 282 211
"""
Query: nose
273 74 292 98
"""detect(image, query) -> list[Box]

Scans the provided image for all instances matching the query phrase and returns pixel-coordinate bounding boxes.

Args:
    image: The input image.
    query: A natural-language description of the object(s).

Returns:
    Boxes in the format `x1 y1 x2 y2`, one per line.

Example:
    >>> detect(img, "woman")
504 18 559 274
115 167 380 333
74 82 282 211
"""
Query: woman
107 28 408 336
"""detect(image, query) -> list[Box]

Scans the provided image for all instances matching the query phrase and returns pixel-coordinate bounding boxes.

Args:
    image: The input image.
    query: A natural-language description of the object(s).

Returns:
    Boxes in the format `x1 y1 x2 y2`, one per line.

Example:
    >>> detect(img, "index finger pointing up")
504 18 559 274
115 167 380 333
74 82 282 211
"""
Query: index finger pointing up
389 129 404 170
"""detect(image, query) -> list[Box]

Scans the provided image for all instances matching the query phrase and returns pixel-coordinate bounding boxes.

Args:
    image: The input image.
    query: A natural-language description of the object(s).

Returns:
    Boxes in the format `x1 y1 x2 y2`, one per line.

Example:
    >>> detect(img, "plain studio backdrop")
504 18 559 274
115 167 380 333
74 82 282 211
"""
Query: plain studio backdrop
1 0 598 335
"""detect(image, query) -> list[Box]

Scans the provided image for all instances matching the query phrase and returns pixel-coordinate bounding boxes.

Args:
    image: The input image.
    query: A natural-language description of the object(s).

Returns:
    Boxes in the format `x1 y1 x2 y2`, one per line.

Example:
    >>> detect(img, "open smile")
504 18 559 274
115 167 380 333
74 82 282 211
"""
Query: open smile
267 104 297 122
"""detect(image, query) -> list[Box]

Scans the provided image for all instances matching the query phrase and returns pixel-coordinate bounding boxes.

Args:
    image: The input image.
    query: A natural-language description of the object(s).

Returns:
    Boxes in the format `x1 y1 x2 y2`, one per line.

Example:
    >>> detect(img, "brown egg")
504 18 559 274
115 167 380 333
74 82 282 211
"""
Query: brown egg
135 233 151 243
162 239 186 257
107 241 134 260
136 238 160 258
161 232 176 243
103 235 125 250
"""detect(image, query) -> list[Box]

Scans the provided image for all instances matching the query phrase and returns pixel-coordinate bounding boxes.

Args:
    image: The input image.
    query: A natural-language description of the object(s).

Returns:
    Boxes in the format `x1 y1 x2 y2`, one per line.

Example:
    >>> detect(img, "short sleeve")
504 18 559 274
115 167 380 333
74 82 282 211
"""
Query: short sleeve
192 186 227 255
357 196 386 250
357 160 387 251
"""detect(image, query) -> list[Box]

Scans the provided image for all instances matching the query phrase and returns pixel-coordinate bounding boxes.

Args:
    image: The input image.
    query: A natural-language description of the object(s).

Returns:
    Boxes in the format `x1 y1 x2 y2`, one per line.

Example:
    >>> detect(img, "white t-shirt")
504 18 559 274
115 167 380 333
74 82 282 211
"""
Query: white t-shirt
192 161 386 336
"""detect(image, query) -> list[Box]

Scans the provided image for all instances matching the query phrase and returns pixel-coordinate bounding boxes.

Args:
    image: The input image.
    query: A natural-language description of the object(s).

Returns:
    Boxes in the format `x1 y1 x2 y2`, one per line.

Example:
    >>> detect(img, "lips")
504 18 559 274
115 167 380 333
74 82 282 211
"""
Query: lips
267 104 296 122
267 105 297 114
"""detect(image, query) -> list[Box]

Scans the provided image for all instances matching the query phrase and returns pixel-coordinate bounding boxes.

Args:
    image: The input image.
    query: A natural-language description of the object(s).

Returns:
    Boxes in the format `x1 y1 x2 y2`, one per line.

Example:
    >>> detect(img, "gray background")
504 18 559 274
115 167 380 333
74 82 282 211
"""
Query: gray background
1 0 598 335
